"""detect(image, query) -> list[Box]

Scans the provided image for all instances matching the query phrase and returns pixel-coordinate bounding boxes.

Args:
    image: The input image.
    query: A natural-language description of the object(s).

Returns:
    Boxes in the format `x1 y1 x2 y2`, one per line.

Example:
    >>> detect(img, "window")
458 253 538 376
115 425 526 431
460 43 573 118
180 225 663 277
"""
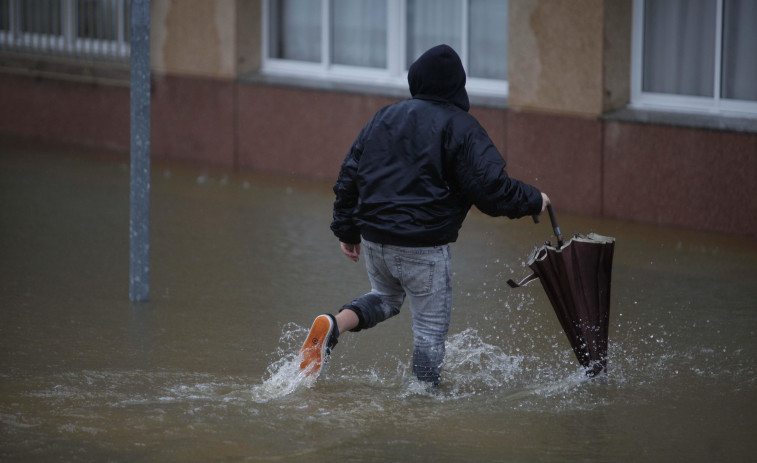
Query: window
0 0 131 63
263 0 509 97
333 0 387 68
631 0 757 117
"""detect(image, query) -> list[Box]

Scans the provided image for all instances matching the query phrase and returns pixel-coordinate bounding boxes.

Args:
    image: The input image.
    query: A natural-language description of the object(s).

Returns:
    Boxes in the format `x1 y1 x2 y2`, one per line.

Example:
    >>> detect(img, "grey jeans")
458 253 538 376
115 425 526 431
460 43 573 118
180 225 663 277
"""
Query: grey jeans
340 239 453 386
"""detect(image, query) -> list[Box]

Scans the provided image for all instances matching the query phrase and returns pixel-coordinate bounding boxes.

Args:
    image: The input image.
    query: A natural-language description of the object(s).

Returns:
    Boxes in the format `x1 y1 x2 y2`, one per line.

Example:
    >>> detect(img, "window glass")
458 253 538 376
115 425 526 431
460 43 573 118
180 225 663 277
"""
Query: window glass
642 0 715 97
469 0 507 79
21 0 62 36
78 0 120 40
406 0 461 67
124 0 130 43
0 0 9 32
268 0 321 62
721 0 757 101
332 0 387 68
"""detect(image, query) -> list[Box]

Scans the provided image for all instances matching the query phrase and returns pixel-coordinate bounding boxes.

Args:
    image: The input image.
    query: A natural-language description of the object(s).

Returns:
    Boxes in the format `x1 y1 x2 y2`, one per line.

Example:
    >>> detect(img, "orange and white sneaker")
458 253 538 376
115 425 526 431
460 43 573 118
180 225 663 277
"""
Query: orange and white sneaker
299 314 338 377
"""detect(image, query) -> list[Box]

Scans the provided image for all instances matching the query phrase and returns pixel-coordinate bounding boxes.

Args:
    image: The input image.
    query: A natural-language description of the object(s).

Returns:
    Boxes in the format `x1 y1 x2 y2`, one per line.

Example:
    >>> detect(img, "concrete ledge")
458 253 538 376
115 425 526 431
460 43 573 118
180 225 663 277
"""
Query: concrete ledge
238 72 508 110
602 106 757 134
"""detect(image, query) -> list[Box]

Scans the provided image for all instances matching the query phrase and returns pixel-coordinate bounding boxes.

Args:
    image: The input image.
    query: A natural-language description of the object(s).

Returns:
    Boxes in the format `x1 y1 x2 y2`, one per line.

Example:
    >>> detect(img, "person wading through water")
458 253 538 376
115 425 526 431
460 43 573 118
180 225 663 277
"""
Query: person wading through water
299 44 550 387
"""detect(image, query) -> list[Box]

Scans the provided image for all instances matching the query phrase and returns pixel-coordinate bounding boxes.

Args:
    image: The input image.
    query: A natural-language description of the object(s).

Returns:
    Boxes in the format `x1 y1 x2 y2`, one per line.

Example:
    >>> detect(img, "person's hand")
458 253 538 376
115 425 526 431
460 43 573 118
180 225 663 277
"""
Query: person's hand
541 192 551 212
340 242 361 262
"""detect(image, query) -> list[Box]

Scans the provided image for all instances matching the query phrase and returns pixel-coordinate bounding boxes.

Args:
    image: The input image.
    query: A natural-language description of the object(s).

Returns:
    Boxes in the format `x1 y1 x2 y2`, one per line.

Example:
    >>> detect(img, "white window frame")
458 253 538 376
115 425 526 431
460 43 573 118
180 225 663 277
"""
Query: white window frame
0 0 130 62
261 0 508 98
630 0 757 118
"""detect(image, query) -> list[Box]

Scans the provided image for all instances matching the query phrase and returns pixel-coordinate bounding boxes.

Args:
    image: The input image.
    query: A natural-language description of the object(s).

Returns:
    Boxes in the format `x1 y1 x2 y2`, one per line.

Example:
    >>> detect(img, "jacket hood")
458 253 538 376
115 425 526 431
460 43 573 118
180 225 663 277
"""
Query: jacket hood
408 44 470 112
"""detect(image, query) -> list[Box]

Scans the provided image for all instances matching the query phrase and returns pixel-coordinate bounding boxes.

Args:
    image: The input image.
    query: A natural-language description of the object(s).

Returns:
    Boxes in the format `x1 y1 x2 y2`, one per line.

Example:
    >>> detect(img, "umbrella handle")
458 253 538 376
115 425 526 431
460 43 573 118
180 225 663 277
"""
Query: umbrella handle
547 204 565 248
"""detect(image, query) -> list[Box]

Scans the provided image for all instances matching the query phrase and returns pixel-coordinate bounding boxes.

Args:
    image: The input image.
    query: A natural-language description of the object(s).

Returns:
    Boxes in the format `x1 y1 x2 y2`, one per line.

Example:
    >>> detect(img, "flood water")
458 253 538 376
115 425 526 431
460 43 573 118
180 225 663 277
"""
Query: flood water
1 136 756 462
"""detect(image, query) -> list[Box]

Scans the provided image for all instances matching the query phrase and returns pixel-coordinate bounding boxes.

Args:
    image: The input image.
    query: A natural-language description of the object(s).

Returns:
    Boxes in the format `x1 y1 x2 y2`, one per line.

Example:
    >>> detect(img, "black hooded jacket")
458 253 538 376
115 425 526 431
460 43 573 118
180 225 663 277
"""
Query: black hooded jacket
331 44 542 247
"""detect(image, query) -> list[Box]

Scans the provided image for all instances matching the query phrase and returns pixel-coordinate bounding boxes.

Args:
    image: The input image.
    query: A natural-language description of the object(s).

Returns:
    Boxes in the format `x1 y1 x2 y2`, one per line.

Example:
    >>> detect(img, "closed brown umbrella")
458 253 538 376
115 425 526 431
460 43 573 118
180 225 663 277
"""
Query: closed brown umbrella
508 206 615 377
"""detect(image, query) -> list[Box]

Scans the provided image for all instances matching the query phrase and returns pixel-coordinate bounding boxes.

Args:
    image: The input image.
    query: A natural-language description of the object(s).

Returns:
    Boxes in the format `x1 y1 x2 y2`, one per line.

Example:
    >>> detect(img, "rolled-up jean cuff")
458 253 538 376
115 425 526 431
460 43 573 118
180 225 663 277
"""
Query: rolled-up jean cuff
339 293 383 332
338 305 364 332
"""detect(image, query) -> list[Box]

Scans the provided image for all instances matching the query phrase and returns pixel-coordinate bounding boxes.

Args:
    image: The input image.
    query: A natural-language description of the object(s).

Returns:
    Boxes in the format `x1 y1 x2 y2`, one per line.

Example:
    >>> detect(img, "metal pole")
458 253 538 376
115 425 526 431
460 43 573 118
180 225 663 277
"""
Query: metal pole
129 0 150 302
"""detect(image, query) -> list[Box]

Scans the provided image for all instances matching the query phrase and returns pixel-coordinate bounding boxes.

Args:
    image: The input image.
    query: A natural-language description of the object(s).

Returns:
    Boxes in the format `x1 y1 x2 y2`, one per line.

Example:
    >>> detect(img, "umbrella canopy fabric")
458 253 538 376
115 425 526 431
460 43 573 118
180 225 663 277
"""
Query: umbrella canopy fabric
508 233 615 377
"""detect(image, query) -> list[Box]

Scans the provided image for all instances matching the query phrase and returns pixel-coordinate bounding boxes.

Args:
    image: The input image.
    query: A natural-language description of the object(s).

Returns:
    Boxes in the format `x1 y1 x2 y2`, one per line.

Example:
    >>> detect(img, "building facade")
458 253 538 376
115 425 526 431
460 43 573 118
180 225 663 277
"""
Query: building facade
1 0 755 236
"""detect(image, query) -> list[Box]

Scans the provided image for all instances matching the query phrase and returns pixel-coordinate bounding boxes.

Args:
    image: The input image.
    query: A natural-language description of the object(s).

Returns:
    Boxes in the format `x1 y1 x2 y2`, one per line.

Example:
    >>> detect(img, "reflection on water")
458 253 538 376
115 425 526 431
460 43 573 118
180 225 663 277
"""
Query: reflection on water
1 137 756 462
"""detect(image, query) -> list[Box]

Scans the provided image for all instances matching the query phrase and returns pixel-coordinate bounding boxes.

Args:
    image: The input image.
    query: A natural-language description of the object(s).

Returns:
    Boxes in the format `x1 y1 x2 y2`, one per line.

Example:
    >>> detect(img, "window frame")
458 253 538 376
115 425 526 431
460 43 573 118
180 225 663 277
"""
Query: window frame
261 0 508 98
0 0 130 63
630 0 757 117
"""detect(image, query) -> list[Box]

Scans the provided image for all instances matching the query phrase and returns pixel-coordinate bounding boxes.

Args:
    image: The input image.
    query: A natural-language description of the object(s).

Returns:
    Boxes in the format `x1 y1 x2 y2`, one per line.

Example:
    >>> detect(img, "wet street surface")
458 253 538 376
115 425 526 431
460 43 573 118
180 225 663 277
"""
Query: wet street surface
2 137 756 462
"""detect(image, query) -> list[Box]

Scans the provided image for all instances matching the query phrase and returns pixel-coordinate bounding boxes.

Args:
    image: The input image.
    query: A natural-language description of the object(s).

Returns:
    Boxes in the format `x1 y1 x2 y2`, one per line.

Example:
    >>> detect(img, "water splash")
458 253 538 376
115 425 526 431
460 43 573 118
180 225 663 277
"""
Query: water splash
250 323 318 402
443 328 525 396
250 352 317 402
249 298 755 411
250 323 587 403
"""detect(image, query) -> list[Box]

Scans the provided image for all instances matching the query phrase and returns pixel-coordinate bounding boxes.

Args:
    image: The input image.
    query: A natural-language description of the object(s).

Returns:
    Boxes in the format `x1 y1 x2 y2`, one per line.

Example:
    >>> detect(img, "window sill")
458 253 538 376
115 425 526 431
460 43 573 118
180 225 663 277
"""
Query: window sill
237 71 508 110
601 106 757 135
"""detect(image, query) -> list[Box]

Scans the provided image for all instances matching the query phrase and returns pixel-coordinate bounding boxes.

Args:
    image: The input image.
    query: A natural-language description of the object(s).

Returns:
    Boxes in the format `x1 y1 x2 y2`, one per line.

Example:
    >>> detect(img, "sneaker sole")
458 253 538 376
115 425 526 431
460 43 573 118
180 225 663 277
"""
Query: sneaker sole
299 315 334 377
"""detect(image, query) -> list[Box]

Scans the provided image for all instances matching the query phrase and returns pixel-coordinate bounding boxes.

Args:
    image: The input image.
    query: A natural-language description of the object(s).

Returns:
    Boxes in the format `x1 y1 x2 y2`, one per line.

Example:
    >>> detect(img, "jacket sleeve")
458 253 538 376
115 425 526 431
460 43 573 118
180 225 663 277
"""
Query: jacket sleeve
451 116 542 219
330 135 363 244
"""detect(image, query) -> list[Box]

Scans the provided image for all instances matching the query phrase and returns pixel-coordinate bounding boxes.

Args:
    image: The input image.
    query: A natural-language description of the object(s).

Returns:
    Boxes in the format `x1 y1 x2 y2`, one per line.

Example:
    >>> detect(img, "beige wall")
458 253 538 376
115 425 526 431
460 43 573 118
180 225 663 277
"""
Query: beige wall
602 0 632 111
151 0 261 78
508 0 631 116
235 0 263 75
